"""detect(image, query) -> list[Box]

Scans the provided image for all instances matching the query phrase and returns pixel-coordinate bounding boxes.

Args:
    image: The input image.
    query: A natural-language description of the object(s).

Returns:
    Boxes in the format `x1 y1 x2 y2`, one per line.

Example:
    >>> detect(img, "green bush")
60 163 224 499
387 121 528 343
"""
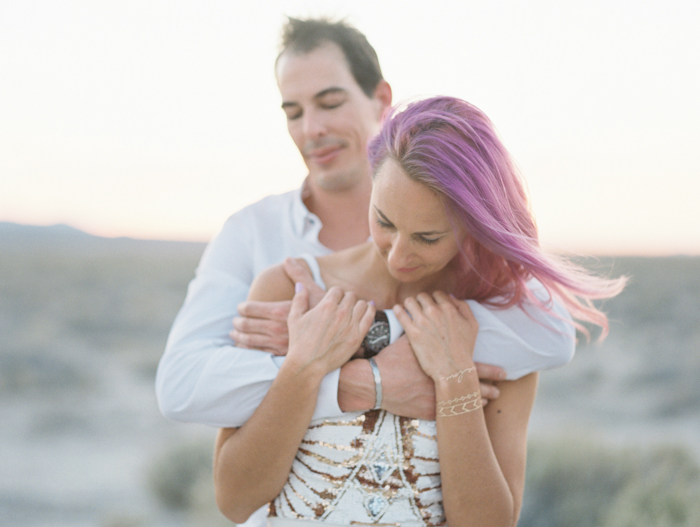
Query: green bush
148 441 214 511
147 440 233 526
519 439 700 527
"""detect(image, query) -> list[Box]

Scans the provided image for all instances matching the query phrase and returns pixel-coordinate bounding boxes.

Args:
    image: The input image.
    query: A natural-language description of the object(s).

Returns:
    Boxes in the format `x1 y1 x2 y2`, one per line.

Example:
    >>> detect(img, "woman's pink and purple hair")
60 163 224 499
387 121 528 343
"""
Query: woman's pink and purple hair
368 96 625 337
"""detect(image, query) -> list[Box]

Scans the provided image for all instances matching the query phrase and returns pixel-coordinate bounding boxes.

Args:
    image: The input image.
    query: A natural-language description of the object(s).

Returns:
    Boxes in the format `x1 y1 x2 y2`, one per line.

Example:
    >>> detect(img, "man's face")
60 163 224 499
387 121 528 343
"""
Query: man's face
276 43 388 192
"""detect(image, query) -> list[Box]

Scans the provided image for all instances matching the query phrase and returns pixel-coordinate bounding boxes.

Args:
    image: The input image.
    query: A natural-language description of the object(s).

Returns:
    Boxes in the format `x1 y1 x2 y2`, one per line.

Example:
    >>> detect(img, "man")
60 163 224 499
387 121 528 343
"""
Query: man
156 17 573 527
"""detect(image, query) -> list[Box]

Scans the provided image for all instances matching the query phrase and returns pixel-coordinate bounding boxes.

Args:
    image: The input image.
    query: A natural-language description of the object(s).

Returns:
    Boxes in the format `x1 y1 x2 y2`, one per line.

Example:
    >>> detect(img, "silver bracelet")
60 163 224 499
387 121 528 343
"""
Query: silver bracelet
368 357 383 410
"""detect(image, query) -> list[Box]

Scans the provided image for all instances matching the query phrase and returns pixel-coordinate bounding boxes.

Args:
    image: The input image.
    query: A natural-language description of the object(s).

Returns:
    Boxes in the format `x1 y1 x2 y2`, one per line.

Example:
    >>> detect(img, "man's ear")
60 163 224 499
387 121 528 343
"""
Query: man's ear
372 80 392 118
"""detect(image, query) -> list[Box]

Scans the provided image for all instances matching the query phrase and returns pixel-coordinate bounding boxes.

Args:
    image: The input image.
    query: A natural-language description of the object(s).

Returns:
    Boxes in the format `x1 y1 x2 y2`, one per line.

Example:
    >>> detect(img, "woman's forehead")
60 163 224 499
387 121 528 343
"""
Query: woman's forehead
372 160 449 228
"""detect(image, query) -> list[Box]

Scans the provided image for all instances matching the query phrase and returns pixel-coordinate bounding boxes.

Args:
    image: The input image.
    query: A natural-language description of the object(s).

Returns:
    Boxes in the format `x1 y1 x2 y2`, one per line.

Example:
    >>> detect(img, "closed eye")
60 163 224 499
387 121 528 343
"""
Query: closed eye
282 104 302 121
316 89 347 111
415 235 442 245
321 100 344 110
374 208 395 230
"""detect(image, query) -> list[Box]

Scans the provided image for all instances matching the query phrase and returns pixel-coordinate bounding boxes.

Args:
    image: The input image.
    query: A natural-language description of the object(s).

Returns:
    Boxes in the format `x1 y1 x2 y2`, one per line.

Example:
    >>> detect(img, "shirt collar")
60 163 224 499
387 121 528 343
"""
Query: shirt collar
291 177 323 240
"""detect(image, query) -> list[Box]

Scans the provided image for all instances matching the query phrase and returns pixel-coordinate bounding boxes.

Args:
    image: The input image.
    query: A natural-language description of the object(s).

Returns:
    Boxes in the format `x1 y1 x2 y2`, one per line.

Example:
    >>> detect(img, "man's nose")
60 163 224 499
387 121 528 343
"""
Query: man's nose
302 109 327 139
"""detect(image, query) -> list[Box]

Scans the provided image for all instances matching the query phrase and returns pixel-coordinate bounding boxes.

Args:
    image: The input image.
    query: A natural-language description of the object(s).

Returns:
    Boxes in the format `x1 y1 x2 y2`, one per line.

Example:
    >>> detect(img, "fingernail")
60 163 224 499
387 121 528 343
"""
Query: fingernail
449 293 456 299
295 282 303 293
369 300 375 306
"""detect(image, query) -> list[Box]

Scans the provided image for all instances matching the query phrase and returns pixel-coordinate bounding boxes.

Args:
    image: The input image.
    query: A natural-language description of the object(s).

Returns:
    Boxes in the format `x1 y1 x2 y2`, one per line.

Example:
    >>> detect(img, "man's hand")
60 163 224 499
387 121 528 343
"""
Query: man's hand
231 300 291 355
338 336 506 420
474 362 506 406
231 257 327 355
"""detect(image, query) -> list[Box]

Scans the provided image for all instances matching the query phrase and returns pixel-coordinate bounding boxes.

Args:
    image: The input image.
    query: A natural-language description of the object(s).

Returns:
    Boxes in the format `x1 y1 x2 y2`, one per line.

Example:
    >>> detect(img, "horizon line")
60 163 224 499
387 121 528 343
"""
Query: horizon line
3 220 699 258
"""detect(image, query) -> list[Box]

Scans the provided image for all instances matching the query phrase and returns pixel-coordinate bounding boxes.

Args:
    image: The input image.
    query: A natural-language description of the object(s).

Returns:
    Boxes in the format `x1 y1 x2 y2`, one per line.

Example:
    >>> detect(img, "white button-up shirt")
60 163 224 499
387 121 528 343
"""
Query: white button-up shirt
156 185 575 427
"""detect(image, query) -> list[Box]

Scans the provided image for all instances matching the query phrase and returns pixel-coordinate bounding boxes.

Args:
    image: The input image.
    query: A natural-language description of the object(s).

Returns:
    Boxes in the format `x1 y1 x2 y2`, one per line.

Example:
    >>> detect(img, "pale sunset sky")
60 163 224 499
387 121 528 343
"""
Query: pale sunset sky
1 0 698 255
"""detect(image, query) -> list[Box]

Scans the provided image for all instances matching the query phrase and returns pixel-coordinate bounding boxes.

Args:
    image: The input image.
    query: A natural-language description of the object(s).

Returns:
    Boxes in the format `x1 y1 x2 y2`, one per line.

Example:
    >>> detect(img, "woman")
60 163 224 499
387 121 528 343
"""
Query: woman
214 97 624 526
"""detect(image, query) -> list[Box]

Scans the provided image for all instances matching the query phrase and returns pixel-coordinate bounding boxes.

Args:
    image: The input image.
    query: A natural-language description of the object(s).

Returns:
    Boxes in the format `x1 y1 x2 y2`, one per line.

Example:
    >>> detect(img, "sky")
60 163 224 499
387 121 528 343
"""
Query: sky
1 0 698 256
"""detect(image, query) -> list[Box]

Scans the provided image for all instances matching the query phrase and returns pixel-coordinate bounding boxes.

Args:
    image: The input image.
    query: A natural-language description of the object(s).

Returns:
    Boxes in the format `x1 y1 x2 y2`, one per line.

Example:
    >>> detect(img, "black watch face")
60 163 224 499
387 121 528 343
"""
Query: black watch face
364 321 390 355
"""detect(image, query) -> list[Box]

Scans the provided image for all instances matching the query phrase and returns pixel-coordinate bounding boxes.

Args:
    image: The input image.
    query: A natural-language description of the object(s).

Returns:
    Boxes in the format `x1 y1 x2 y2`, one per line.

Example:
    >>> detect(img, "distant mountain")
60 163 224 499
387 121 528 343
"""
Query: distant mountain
0 222 205 254
0 222 97 242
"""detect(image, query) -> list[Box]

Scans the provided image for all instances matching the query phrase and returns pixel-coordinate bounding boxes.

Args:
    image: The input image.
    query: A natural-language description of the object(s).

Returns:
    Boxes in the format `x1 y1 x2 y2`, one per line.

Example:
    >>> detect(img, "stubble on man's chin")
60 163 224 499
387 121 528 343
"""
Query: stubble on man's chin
309 167 367 194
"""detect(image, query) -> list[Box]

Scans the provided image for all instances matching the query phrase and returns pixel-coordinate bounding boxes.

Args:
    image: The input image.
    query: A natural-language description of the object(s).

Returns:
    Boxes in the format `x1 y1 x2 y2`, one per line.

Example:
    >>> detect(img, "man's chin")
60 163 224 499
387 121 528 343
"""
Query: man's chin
309 168 362 193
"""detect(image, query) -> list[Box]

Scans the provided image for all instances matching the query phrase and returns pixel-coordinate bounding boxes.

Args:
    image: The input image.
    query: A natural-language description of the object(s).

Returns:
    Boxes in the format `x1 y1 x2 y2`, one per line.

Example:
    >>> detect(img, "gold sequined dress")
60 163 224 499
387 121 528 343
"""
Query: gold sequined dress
269 409 444 525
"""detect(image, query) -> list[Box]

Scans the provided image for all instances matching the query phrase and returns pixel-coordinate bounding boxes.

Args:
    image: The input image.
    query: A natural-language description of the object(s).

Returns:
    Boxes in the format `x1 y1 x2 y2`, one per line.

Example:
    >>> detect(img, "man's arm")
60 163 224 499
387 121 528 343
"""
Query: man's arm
336 286 574 419
336 338 507 420
467 279 577 380
158 213 573 427
236 259 510 420
155 214 342 428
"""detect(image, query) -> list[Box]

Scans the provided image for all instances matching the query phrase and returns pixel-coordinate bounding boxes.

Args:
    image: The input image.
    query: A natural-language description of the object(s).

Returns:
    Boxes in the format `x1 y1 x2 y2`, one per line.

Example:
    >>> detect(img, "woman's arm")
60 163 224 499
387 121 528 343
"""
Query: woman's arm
213 264 375 523
394 291 538 527
435 372 538 527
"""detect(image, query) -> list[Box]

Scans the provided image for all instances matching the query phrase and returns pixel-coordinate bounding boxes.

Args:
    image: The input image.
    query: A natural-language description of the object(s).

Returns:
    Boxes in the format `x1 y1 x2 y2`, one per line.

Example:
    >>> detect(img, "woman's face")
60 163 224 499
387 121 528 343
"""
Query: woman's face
370 159 465 283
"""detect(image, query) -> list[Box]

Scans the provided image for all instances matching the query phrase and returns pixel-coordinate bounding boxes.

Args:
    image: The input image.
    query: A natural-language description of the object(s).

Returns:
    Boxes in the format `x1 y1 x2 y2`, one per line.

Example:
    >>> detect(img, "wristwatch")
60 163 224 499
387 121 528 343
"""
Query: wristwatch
362 310 391 358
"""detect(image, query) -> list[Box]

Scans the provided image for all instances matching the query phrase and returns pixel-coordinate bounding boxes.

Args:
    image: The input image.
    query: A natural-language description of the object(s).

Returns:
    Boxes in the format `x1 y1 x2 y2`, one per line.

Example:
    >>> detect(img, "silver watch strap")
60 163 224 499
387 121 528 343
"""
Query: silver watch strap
368 357 383 410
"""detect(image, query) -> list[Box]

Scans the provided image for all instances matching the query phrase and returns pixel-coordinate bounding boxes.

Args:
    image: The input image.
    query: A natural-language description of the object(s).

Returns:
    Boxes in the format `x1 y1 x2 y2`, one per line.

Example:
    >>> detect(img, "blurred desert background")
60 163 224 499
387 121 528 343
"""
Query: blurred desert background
1 222 699 527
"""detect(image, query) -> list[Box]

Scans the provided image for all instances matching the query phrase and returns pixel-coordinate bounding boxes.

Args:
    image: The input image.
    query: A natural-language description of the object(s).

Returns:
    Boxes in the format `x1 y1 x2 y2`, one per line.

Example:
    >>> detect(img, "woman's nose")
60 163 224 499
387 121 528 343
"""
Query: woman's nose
387 236 412 267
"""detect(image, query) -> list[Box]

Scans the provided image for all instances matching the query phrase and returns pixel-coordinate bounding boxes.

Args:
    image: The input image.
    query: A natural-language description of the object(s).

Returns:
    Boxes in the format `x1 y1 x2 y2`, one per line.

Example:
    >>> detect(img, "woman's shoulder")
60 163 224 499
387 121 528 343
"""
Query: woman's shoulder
316 243 374 290
248 263 295 302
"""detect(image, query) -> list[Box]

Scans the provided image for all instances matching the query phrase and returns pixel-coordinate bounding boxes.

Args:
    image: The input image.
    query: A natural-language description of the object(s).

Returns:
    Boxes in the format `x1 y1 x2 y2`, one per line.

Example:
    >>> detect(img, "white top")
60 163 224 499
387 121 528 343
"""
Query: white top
155 185 575 527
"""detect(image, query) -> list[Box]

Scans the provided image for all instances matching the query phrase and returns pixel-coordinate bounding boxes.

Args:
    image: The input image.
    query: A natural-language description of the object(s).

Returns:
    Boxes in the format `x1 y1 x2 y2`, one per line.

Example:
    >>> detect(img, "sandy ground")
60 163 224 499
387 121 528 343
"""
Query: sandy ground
1 231 698 526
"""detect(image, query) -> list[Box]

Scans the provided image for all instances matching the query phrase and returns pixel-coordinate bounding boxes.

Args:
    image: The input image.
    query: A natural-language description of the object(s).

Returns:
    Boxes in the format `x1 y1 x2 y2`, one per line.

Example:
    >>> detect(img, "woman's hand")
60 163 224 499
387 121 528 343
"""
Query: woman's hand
393 291 479 382
286 284 376 378
231 257 329 355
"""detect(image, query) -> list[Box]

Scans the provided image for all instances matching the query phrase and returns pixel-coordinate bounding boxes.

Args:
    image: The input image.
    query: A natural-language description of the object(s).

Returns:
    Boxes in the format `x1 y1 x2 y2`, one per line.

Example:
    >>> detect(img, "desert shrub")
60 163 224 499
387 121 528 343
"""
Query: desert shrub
147 440 232 526
148 441 214 511
603 447 700 527
0 348 95 395
604 476 700 527
519 439 700 527
519 439 638 527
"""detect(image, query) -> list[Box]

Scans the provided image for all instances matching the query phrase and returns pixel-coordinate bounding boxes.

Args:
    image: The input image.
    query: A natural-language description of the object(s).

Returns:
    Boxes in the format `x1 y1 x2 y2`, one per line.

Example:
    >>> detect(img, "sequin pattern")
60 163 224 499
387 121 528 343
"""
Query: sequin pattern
269 410 445 525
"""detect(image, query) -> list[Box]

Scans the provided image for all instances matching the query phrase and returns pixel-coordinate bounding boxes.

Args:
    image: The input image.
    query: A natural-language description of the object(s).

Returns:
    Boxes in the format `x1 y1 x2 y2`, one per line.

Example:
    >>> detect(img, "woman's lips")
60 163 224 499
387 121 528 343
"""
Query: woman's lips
396 265 420 273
